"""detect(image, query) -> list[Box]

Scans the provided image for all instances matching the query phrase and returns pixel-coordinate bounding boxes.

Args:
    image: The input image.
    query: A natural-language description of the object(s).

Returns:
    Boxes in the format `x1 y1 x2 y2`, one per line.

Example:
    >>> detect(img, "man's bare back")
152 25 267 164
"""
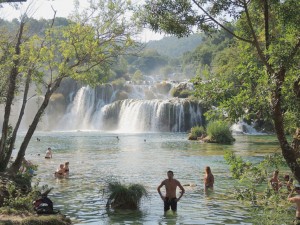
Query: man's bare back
288 187 300 218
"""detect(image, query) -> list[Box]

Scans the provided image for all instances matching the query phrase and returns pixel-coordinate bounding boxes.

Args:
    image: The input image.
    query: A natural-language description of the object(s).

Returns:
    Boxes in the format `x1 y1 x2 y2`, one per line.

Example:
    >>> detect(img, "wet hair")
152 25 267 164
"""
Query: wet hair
65 161 69 165
167 170 174 175
205 166 211 174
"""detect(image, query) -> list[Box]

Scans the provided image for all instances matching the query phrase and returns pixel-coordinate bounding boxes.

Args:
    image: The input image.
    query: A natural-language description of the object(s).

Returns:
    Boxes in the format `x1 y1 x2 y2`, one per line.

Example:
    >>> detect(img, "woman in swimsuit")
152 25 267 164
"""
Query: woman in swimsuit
204 166 214 190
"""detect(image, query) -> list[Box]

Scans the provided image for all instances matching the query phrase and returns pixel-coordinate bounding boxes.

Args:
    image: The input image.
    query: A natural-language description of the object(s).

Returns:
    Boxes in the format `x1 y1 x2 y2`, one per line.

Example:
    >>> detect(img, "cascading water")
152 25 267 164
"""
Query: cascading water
45 80 205 132
230 120 263 135
100 99 202 132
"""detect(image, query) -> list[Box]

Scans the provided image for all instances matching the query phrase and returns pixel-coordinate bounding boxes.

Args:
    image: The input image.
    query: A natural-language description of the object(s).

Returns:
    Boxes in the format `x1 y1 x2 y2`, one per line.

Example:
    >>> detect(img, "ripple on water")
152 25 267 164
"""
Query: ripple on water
13 132 277 224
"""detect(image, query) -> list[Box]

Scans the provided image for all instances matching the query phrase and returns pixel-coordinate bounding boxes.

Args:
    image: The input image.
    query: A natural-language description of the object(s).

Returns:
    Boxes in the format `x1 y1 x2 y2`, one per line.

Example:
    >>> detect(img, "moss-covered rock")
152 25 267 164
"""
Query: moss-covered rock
0 214 71 225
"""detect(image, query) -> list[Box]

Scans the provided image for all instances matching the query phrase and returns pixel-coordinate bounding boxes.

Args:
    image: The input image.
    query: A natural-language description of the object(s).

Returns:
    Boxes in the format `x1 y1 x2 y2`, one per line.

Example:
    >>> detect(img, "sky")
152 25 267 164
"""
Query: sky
0 0 164 42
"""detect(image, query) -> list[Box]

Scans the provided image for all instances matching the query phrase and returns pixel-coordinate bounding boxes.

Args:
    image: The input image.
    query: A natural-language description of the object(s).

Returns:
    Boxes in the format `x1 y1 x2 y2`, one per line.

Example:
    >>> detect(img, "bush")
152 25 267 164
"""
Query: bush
2 182 40 213
207 120 235 144
224 151 294 225
188 126 205 140
178 90 192 98
105 181 148 210
170 87 181 97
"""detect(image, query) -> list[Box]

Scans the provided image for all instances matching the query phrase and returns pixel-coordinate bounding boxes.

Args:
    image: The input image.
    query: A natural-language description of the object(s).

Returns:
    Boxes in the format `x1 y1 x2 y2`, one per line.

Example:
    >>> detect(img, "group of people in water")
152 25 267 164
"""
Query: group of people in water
43 147 70 177
157 166 214 213
158 168 300 224
269 170 300 224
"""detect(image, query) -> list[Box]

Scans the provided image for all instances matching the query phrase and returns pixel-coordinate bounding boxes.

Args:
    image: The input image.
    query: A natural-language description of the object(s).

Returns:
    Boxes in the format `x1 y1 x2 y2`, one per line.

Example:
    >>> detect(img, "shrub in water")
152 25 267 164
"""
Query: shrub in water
189 126 206 140
105 181 148 210
207 120 235 144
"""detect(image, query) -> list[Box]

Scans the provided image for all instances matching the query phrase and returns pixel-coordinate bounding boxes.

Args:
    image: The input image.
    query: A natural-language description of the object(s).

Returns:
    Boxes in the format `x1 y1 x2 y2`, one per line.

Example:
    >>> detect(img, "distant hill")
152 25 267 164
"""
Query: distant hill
146 34 203 58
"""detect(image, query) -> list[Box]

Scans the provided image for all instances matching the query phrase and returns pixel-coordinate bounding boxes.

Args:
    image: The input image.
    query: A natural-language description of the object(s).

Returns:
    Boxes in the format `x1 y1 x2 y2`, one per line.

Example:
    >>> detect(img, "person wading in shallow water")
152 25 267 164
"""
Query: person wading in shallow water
157 170 185 213
288 184 300 225
204 166 214 191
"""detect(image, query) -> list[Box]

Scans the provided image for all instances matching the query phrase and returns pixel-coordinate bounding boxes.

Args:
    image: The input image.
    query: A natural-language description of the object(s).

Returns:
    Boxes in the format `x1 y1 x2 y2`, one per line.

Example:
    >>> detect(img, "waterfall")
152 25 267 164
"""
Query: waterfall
101 99 203 132
44 81 205 132
230 121 263 135
57 84 115 130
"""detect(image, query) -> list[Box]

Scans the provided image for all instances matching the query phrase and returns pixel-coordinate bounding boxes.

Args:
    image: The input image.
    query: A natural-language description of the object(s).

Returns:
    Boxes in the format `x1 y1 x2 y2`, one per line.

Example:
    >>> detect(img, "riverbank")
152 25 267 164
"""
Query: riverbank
0 214 71 225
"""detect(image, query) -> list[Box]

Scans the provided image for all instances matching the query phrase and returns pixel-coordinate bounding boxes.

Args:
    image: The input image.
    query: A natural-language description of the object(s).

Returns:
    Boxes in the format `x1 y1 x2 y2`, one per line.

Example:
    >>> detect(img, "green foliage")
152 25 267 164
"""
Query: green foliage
225 151 293 224
142 0 300 135
129 49 168 75
170 88 193 98
146 34 203 58
178 89 192 98
224 151 251 179
132 70 143 83
2 180 41 213
189 126 205 140
207 121 235 144
105 181 148 210
225 151 287 182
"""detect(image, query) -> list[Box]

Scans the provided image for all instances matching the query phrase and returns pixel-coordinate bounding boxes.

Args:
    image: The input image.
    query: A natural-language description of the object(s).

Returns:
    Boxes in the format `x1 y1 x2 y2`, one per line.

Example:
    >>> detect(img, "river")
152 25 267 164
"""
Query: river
14 132 279 224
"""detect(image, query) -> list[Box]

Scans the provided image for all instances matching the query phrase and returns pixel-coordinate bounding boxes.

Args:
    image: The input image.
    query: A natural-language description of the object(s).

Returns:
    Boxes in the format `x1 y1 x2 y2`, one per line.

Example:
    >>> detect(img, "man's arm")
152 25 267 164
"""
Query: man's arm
157 181 165 201
176 181 185 201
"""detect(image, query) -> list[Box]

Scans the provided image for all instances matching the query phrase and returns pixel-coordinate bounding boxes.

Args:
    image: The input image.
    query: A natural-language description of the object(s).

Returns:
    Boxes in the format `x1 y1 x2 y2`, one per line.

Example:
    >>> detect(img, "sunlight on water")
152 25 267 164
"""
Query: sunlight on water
13 132 278 224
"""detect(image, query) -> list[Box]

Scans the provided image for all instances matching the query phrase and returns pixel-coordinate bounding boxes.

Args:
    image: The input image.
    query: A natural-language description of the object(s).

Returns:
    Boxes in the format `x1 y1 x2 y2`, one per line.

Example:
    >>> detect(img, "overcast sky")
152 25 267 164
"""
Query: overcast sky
0 0 164 42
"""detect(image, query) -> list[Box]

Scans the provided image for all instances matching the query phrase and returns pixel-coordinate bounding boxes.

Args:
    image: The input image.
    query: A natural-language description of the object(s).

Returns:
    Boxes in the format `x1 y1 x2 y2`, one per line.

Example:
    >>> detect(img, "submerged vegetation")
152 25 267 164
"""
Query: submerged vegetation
105 182 148 210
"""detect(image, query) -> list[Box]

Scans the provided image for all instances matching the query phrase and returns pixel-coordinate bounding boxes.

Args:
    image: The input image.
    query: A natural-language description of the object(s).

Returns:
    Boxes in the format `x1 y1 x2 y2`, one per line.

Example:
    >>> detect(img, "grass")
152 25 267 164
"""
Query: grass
0 215 71 225
207 120 235 144
188 126 206 140
106 181 148 210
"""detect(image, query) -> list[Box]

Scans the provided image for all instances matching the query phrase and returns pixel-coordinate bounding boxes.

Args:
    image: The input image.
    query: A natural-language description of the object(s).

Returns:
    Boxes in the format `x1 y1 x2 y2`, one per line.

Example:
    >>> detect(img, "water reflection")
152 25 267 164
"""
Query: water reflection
12 132 278 224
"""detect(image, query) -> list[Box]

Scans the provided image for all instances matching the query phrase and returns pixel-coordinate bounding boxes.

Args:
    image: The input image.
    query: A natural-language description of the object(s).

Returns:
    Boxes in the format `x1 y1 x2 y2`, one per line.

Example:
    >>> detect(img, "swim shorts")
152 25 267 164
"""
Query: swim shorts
164 197 177 211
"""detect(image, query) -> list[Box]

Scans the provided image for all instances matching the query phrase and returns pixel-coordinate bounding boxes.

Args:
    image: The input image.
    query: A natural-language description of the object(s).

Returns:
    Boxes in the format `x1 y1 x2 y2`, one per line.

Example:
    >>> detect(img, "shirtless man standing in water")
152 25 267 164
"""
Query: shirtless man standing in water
157 170 185 212
288 184 300 224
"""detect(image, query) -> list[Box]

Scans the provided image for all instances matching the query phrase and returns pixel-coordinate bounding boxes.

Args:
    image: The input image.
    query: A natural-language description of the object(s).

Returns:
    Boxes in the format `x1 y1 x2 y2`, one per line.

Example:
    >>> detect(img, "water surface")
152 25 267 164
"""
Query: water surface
14 132 279 224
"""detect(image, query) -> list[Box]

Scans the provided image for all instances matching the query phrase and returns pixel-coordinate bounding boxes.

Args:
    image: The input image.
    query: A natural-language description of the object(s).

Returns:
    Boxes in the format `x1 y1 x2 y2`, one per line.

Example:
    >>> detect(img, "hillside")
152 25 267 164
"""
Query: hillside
146 34 203 58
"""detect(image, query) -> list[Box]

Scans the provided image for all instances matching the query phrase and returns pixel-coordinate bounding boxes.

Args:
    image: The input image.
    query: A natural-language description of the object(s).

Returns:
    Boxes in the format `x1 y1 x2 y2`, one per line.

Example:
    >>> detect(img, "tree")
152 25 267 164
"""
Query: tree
0 0 140 174
141 0 300 181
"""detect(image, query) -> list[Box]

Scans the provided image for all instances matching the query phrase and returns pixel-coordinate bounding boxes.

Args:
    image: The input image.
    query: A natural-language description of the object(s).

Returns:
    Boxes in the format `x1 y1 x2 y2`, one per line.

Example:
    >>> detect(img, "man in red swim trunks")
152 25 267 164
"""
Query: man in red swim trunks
157 170 185 212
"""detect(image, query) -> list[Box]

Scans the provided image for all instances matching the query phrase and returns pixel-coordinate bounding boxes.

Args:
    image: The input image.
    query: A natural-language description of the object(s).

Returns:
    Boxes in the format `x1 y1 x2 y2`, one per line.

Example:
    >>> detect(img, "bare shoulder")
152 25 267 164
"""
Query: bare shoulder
161 179 168 184
174 179 182 185
289 196 300 202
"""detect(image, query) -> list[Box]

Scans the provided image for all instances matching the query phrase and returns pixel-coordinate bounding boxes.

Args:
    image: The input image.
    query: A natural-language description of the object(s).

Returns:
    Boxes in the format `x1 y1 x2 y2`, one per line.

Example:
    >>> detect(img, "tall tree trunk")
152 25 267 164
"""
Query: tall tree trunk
272 69 300 182
0 71 32 171
9 77 63 174
0 22 25 164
